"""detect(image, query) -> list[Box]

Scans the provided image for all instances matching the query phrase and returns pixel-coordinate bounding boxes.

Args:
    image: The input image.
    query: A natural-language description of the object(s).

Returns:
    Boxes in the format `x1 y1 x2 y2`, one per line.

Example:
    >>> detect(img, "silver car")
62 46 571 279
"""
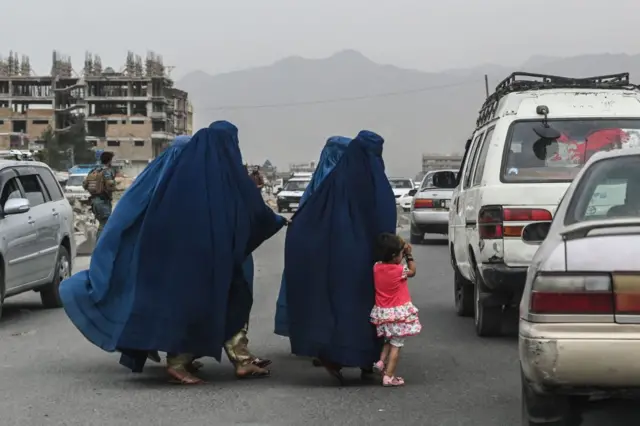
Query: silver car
520 148 640 424
409 169 458 244
0 161 76 318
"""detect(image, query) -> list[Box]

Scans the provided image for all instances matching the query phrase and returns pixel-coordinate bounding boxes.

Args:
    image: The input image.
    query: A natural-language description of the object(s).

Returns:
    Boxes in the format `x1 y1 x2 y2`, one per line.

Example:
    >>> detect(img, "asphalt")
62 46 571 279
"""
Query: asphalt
0 215 637 426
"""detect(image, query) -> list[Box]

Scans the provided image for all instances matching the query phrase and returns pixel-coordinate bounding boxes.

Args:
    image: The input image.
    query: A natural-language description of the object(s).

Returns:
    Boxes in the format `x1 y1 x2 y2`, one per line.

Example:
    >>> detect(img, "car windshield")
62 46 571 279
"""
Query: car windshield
389 179 413 189
503 119 640 182
284 180 309 191
421 171 458 189
67 175 85 186
565 155 640 225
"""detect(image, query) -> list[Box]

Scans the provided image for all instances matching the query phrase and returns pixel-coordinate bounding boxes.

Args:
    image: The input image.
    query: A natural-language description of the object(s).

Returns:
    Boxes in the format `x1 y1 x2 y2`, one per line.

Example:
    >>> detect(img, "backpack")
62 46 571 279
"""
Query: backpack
83 167 106 196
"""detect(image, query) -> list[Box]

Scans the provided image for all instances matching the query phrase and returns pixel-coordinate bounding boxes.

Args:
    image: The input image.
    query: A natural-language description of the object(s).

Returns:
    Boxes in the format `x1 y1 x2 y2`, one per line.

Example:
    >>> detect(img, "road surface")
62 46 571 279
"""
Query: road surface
0 217 637 425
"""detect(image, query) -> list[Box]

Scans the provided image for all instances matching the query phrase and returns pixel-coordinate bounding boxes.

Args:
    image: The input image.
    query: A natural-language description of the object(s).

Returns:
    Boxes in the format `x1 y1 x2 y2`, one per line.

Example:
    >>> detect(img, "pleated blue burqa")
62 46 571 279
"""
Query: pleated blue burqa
283 130 397 368
60 121 285 371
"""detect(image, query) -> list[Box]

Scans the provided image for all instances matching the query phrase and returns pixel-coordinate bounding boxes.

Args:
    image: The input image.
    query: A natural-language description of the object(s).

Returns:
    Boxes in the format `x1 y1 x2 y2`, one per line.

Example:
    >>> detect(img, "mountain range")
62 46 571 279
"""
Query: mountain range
177 50 640 175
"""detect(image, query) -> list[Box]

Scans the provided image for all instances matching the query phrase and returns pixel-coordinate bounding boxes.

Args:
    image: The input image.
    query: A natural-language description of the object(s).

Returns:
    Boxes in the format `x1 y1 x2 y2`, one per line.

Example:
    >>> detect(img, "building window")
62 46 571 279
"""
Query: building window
134 140 145 147
107 140 120 147
131 120 145 125
32 120 49 125
89 140 97 147
0 120 4 125
107 120 119 125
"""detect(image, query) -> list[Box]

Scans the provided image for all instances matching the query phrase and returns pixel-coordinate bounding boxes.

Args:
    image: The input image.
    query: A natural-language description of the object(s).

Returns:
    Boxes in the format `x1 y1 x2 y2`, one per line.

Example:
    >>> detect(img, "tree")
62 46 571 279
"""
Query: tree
38 116 94 170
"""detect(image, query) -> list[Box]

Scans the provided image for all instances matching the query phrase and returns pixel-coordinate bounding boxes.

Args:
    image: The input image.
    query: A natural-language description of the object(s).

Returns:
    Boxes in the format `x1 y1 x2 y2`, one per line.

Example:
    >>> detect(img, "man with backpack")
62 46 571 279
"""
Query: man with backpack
83 151 116 240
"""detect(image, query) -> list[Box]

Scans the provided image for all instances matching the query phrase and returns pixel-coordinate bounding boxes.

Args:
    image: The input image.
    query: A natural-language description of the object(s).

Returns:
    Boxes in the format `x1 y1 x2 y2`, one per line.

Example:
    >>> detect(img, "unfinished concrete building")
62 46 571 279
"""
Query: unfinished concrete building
0 50 191 174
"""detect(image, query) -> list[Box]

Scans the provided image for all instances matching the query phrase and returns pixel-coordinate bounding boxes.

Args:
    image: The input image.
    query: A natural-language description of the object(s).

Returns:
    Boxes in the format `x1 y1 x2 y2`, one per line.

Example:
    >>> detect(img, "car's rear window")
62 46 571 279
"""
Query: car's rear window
389 179 413 189
565 155 640 225
502 119 640 182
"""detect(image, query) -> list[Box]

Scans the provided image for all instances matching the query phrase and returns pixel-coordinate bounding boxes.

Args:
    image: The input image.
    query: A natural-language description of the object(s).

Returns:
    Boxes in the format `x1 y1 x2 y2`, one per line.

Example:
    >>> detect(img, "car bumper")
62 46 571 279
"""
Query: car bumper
66 193 90 201
520 321 640 391
277 199 301 210
477 263 527 302
410 209 449 234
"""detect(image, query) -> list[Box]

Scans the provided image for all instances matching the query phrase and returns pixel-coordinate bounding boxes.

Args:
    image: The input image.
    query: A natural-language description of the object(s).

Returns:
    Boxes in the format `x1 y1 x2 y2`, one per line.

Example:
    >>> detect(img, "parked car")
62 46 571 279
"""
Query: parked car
64 173 90 202
276 176 311 212
397 189 417 212
409 169 458 243
520 148 640 425
449 71 640 337
0 161 76 318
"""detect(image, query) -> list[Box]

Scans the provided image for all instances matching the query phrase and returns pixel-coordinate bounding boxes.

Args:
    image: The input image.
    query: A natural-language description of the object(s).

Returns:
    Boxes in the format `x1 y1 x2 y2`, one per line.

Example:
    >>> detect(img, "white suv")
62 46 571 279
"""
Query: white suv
448 72 640 337
0 161 75 318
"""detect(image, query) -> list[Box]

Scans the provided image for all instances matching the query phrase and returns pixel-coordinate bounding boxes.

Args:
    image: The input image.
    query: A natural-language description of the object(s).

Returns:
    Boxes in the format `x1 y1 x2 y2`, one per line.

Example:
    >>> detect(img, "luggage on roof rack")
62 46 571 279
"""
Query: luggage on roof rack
476 71 637 127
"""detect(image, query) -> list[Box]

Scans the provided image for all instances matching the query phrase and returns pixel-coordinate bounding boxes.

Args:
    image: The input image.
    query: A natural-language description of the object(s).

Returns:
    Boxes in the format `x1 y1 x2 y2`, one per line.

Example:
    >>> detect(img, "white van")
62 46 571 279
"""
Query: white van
447 72 640 337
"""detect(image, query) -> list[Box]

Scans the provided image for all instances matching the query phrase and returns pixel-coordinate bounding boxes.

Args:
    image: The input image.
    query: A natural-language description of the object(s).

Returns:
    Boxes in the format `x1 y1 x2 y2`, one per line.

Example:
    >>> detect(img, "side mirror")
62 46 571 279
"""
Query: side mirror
408 189 417 197
432 171 457 189
4 198 30 215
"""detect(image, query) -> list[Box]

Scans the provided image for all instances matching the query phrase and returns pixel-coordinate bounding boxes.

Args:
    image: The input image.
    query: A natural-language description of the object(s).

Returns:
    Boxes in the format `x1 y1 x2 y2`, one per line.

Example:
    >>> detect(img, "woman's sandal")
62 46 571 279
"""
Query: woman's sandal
186 360 204 373
167 366 204 385
252 357 272 368
382 375 405 387
236 363 270 379
318 359 345 386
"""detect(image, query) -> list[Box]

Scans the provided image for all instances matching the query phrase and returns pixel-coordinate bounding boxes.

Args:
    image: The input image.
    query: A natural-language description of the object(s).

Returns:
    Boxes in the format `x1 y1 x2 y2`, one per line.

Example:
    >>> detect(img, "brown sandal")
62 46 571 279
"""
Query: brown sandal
167 366 204 385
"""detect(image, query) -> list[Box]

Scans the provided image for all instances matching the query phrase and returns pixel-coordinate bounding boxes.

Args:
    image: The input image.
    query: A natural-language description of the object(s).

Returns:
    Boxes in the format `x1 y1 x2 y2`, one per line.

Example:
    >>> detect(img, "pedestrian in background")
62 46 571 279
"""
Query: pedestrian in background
83 151 116 240
250 166 264 190
370 233 421 387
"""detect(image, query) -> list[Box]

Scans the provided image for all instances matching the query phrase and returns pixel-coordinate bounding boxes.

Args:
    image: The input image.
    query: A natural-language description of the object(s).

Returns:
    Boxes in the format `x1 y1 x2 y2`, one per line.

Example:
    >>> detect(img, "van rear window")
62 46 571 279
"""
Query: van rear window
502 119 640 182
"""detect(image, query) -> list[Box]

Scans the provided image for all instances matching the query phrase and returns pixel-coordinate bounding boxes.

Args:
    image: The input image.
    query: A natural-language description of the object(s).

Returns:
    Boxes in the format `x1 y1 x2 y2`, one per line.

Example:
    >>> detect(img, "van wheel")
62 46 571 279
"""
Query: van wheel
473 268 502 336
40 246 71 309
454 268 474 317
521 371 582 425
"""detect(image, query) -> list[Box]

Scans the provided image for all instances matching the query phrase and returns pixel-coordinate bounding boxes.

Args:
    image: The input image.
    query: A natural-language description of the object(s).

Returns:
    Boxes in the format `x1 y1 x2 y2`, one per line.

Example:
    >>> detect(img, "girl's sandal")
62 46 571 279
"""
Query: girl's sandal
167 366 204 385
372 360 385 374
382 375 405 387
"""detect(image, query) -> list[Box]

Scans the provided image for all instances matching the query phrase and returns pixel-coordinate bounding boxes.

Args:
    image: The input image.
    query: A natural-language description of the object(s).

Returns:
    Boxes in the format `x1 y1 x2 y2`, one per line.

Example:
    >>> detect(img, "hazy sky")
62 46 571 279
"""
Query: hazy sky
5 0 639 78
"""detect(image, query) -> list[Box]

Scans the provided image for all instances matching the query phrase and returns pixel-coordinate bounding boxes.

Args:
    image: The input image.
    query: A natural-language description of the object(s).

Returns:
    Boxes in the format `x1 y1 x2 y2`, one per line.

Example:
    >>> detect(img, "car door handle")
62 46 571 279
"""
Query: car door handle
52 212 59 217
28 219 35 224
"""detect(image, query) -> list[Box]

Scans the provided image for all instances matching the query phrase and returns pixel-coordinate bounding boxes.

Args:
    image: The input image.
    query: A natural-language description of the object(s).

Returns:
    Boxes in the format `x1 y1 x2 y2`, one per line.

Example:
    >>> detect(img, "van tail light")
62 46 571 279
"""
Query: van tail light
478 206 552 240
530 274 613 315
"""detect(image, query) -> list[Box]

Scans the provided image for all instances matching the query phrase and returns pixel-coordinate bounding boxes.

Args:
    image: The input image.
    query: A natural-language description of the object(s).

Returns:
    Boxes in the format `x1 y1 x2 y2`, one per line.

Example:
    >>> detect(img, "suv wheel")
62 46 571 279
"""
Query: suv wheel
473 267 502 336
454 268 474 317
40 246 71 309
521 371 582 425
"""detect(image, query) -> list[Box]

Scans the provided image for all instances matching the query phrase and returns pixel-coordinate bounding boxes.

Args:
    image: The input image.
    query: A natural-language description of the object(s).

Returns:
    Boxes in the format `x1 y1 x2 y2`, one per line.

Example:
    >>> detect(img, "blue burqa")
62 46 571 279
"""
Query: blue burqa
60 121 285 372
283 130 397 368
274 136 352 337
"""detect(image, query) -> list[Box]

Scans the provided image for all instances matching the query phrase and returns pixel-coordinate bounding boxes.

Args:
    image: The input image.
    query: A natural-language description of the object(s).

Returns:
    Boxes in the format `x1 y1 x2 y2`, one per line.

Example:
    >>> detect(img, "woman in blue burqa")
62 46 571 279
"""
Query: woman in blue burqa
282 130 397 384
59 121 287 384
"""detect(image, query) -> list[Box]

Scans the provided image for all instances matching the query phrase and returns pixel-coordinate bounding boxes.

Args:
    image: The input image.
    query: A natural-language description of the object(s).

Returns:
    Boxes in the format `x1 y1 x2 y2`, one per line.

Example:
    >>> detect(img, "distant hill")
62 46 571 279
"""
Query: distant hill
178 50 640 175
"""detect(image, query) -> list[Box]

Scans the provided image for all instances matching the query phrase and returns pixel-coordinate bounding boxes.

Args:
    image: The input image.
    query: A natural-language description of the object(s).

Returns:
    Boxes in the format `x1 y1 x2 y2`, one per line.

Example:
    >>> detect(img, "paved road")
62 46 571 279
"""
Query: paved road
0 218 637 425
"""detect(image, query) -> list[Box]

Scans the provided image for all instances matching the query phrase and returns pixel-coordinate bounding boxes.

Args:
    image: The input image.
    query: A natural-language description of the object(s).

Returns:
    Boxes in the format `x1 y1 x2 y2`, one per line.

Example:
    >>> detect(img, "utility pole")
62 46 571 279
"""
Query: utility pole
484 74 489 98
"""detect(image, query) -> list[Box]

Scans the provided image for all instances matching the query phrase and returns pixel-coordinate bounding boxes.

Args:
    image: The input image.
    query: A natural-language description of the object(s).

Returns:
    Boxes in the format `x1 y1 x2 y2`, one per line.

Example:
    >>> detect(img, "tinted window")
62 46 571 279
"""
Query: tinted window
462 133 484 189
565 155 640 224
284 180 310 191
38 167 64 201
18 175 46 207
471 127 495 187
503 119 640 182
0 178 22 207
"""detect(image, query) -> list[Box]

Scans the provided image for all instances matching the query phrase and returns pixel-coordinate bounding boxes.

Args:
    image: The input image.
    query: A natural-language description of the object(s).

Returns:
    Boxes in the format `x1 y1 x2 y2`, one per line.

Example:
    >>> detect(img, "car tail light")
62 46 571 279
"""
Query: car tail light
530 274 613 314
478 206 552 240
413 199 434 209
612 274 640 315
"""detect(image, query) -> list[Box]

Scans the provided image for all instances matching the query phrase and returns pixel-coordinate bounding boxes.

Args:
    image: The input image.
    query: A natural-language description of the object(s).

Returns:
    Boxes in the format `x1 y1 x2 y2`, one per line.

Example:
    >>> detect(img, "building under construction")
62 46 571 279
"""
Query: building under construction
0 50 193 174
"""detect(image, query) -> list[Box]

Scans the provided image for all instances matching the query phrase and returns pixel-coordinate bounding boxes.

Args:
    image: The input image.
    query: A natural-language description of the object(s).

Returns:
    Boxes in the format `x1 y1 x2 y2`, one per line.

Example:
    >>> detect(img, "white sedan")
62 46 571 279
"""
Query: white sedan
520 147 640 424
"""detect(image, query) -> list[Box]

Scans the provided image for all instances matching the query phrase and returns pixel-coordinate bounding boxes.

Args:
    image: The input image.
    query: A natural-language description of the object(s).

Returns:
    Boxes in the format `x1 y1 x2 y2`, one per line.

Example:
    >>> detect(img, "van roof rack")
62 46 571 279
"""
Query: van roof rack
476 72 636 127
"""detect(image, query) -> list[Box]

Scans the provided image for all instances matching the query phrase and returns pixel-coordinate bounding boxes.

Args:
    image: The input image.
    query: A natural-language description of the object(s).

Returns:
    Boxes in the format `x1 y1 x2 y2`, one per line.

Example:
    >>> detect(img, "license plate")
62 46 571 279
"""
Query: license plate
290 203 299 208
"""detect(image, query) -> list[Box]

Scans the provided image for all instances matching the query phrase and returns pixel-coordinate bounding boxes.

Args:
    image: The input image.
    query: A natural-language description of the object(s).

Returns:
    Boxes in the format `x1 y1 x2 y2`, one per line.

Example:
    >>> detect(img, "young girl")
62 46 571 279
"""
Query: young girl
370 233 421 387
